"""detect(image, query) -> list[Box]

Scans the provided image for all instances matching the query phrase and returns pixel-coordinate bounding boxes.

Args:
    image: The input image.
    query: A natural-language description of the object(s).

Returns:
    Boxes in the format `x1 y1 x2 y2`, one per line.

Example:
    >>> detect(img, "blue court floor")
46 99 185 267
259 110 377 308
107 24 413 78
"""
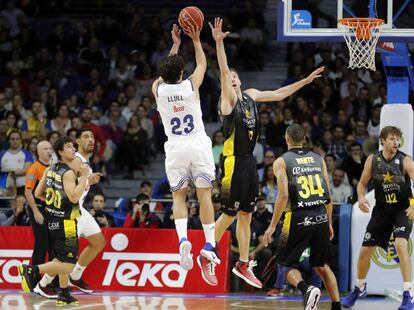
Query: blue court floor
0 290 400 309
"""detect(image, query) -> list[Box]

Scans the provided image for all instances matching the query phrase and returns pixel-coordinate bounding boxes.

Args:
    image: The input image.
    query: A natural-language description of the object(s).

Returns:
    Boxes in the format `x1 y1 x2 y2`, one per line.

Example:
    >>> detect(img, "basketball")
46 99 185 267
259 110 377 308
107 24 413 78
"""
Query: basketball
178 6 204 31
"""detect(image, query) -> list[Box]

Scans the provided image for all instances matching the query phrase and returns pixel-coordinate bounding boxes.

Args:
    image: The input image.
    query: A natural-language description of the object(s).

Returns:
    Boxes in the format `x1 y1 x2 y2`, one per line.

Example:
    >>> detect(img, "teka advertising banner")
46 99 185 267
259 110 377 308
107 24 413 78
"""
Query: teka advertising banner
0 227 230 293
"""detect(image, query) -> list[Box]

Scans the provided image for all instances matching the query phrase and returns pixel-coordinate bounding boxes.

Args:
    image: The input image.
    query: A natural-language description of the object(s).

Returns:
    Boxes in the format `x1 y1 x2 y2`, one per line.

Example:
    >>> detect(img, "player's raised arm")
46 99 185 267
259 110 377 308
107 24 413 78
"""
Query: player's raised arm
209 17 237 115
185 25 206 90
244 67 324 103
357 154 373 213
152 24 182 97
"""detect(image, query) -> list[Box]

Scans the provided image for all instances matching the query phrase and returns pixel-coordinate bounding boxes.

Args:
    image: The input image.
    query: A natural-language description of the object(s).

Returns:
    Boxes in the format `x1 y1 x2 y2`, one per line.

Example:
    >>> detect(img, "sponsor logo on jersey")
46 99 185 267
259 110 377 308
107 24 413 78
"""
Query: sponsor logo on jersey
173 105 185 113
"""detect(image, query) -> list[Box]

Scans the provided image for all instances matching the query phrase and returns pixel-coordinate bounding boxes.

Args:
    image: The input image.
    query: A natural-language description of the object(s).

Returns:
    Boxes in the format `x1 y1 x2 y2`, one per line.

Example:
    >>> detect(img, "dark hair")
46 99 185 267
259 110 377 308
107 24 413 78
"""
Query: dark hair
7 129 21 140
76 127 93 138
140 180 151 188
380 126 402 141
136 193 150 203
54 136 73 160
157 54 184 83
93 192 106 201
229 68 239 76
66 127 78 136
141 203 150 214
350 142 362 150
286 123 305 144
47 130 60 141
324 153 336 161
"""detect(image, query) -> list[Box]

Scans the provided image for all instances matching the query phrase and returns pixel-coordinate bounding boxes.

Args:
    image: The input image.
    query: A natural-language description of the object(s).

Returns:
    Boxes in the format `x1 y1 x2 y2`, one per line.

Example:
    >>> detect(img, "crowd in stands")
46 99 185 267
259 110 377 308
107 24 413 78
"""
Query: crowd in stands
1 0 414 294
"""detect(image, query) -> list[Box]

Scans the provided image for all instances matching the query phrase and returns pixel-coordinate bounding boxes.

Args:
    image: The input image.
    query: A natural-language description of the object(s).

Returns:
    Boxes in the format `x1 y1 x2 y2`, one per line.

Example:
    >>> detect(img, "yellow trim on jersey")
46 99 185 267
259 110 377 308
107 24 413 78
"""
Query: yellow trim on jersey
70 206 81 220
280 211 292 249
64 219 77 239
223 132 235 157
221 156 235 198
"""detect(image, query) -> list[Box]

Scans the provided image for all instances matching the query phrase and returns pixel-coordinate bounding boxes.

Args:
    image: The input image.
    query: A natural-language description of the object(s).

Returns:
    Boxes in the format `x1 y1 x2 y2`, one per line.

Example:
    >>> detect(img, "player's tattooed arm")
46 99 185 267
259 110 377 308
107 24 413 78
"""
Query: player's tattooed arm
264 158 288 246
357 154 373 213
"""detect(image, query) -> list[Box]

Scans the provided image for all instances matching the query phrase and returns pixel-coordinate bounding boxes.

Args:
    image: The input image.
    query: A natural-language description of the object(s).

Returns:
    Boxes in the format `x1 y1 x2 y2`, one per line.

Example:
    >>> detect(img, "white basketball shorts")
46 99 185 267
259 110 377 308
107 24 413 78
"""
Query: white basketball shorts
165 134 215 192
77 206 102 238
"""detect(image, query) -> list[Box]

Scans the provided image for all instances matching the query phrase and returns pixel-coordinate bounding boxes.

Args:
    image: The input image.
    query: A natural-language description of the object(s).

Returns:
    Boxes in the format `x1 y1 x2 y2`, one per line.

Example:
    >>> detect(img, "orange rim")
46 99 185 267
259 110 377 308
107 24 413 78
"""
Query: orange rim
338 17 384 27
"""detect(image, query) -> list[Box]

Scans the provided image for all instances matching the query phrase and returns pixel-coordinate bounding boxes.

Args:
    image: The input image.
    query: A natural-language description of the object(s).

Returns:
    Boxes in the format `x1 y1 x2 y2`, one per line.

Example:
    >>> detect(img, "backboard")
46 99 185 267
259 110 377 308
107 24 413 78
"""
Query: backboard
279 0 414 42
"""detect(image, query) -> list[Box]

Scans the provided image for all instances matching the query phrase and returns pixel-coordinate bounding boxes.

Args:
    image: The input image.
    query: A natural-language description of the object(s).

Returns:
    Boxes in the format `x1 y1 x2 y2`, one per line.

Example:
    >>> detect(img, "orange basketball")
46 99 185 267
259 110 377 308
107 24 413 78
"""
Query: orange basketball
178 6 204 31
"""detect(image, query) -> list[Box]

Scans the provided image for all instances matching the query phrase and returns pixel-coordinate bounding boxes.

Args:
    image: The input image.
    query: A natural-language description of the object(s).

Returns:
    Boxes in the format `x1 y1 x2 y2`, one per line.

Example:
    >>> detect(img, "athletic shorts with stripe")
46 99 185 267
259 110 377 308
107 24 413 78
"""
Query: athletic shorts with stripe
362 204 413 249
220 156 259 216
165 135 215 191
277 205 330 267
48 219 78 264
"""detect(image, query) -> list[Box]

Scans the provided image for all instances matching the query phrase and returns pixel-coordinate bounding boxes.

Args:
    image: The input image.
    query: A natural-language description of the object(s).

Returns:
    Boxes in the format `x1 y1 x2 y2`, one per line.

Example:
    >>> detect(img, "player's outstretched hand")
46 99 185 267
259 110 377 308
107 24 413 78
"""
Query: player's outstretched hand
405 205 414 221
171 23 181 46
183 24 201 41
209 17 229 42
358 197 371 213
304 66 324 84
263 225 276 247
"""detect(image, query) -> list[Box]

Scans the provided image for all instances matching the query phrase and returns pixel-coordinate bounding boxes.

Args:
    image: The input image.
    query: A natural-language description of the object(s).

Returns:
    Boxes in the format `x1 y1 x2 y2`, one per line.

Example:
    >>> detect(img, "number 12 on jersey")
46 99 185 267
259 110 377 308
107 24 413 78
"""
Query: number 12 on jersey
171 114 194 135
297 174 325 199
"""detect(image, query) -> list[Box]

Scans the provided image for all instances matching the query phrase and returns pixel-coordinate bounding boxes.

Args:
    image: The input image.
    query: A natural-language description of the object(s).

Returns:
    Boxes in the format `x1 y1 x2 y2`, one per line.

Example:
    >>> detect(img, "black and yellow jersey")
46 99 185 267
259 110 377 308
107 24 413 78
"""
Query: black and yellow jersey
372 150 412 208
282 148 330 211
45 162 81 220
222 93 259 157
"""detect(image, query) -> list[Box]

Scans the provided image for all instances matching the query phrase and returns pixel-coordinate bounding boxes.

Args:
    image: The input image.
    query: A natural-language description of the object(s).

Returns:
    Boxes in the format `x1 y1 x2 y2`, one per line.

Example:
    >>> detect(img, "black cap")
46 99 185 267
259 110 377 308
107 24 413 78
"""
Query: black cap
257 192 266 201
212 193 221 203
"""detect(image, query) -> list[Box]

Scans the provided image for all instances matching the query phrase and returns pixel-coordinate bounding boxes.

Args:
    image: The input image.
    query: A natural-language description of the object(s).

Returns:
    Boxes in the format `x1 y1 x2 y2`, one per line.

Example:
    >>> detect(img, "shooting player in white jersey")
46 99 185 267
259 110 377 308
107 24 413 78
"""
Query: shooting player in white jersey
152 24 220 286
34 128 105 298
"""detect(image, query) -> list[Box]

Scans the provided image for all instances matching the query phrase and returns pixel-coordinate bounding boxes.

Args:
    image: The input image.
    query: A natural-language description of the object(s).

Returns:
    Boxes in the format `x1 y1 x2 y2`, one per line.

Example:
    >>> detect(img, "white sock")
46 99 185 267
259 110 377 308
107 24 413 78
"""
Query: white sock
202 223 216 248
404 282 412 293
70 263 86 281
175 218 188 242
356 278 366 291
39 274 54 287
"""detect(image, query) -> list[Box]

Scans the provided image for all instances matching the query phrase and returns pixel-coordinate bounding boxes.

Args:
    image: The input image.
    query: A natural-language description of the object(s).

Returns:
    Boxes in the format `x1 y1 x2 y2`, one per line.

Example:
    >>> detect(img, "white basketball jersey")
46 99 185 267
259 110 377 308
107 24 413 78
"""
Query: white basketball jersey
156 79 206 140
75 152 92 209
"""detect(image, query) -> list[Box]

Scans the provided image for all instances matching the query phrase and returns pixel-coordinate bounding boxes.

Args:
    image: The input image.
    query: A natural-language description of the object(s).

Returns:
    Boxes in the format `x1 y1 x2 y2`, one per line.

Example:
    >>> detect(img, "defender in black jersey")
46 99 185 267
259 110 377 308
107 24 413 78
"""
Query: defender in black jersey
19 136 89 305
342 126 414 310
207 18 325 290
264 124 341 310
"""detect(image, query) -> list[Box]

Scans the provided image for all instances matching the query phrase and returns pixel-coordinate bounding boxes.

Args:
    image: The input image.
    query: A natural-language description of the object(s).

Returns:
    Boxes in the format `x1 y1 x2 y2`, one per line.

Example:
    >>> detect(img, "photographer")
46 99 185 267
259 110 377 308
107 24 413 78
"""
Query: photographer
123 193 161 228
90 193 114 228
0 194 30 226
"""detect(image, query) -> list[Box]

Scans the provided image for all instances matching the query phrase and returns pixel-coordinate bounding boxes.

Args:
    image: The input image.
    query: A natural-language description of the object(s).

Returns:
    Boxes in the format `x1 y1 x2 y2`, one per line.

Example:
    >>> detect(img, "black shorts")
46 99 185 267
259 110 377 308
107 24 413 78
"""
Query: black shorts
48 219 78 264
362 206 413 249
221 156 259 216
277 205 330 267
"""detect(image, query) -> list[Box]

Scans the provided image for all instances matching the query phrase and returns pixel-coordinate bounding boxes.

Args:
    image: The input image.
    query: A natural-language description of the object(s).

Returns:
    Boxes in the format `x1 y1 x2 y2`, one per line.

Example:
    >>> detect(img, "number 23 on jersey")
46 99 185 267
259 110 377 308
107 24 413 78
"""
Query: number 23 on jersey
171 114 194 135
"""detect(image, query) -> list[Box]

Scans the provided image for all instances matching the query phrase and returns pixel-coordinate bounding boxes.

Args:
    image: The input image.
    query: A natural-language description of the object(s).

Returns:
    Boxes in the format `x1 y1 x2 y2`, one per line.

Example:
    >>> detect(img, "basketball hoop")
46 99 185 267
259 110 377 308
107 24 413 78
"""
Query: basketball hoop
338 18 384 71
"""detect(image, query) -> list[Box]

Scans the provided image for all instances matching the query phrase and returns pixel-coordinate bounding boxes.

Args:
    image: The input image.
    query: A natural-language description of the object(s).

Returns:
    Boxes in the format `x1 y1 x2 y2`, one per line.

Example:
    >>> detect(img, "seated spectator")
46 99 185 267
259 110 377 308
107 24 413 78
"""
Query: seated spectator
212 192 222 220
367 102 382 139
116 114 149 178
327 126 347 164
0 194 29 226
261 165 277 204
123 193 161 228
46 104 72 136
258 150 276 182
353 118 369 146
240 18 264 70
188 204 202 230
211 130 224 169
330 168 353 205
0 130 33 193
89 193 114 227
340 142 366 187
20 101 47 141
78 37 106 74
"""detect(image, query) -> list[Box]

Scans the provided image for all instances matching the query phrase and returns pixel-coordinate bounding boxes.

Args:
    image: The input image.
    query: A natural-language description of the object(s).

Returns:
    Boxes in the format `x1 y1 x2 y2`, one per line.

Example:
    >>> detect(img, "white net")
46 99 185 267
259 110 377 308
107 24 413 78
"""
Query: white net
338 18 384 71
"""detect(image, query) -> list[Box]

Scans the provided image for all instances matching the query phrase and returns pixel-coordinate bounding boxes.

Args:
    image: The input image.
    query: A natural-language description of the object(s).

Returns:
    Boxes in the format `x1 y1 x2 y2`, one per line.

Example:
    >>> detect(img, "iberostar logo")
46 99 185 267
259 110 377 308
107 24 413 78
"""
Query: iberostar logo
383 171 394 183
371 239 413 269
